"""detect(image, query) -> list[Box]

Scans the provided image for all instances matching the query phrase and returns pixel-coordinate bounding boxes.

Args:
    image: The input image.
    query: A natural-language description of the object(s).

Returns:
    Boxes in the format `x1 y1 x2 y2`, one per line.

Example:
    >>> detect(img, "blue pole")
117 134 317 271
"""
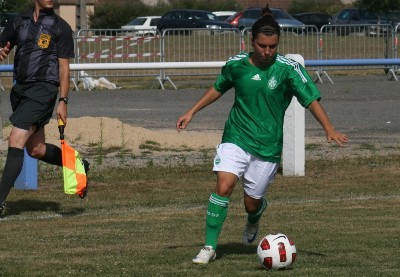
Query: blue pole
14 148 38 190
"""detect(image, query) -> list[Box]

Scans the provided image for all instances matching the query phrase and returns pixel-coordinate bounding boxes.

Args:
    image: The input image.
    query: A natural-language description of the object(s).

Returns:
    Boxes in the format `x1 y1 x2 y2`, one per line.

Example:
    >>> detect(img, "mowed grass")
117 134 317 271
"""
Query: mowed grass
0 155 399 276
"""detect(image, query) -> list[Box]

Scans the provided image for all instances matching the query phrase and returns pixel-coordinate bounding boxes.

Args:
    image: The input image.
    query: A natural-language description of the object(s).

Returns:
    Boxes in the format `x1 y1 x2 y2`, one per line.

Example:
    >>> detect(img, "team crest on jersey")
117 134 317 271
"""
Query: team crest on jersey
38 33 51 49
267 76 278 89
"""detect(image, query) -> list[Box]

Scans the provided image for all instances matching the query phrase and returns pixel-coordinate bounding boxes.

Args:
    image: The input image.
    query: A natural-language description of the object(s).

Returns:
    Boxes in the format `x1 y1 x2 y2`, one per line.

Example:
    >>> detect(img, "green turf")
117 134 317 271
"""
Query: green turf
0 155 399 276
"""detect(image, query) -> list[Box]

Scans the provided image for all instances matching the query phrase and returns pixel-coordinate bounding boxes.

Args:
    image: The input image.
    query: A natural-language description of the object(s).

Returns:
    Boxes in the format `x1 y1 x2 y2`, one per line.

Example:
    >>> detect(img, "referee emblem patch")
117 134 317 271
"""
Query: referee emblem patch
38 33 51 48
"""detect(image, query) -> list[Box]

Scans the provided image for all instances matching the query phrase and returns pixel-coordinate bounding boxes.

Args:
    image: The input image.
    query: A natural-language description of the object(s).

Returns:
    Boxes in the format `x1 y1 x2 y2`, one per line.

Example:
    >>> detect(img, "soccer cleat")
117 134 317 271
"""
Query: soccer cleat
78 159 90 199
192 246 216 264
242 221 259 245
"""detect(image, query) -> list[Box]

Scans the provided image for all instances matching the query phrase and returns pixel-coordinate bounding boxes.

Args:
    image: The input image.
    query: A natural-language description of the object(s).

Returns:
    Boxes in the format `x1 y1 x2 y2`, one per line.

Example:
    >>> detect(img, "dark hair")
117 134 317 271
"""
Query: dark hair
251 4 280 38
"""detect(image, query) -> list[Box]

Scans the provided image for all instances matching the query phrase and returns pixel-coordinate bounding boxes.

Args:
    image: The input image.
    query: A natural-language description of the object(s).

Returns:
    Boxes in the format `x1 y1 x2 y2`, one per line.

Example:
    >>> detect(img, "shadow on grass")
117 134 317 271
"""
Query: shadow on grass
4 199 85 217
217 242 257 256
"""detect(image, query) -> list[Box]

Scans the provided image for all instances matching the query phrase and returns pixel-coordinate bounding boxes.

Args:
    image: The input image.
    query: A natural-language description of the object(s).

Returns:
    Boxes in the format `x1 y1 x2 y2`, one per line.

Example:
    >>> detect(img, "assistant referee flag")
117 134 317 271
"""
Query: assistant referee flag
58 120 87 198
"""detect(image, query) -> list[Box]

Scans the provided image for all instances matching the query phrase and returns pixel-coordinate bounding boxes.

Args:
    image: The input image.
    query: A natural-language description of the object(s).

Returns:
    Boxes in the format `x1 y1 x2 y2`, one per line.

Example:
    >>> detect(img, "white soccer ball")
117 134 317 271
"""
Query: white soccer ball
257 233 297 270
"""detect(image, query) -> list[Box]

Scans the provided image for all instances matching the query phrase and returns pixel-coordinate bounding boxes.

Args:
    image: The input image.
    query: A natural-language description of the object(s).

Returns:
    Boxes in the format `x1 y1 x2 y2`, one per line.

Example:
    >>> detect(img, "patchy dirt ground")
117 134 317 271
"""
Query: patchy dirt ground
1 116 399 168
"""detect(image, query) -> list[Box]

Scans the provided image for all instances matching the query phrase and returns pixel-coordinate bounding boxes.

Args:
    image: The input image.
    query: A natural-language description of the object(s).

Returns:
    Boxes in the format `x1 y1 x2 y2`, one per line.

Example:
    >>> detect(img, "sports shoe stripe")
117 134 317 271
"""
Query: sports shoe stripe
209 194 229 207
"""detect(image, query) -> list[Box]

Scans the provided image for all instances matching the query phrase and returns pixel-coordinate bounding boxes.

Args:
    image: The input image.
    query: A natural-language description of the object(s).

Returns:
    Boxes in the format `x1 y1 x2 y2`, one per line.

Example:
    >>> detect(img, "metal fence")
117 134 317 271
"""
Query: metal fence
1 24 399 90
75 29 163 78
75 25 399 82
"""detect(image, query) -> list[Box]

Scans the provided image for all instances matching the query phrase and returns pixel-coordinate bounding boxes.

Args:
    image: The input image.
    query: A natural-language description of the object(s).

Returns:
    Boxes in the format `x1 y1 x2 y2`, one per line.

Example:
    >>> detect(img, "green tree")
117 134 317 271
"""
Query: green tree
168 0 239 11
1 0 32 13
287 0 344 15
354 0 400 13
89 0 151 29
90 0 240 29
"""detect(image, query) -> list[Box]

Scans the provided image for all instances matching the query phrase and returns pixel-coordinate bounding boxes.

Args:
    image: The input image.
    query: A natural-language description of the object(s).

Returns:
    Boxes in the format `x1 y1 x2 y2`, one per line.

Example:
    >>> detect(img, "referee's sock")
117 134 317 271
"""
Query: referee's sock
39 143 62 166
0 147 24 205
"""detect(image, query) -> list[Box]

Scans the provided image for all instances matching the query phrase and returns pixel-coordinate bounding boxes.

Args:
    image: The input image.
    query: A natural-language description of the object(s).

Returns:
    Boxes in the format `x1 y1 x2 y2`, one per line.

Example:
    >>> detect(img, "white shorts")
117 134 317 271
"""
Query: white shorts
213 143 279 199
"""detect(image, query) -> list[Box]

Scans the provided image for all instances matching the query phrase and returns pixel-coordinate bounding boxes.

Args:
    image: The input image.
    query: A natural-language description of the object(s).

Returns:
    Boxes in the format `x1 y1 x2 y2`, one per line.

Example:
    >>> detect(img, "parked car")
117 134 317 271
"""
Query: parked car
379 10 400 31
157 9 235 34
213 11 236 21
238 7 304 32
121 16 161 36
330 8 391 36
292 12 331 31
225 11 243 27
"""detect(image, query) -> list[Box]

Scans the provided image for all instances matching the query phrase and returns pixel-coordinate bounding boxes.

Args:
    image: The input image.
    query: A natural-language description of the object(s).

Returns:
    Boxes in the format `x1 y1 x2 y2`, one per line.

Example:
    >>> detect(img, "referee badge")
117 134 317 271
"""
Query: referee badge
38 33 51 49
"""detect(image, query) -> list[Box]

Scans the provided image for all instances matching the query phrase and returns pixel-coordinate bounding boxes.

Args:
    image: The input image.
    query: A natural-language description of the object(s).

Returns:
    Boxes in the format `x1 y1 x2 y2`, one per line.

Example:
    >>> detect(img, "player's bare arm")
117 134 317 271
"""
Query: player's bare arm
308 100 349 146
176 86 222 132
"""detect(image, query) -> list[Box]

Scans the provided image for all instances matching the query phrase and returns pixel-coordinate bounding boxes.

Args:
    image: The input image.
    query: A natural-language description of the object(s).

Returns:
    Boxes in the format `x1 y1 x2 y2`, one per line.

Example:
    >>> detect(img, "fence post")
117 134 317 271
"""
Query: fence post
283 54 305 176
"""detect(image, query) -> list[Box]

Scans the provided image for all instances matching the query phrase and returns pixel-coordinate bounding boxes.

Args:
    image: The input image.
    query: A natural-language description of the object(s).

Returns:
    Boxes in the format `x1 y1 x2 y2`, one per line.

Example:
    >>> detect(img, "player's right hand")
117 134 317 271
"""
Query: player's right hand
0 42 11 62
176 113 193 132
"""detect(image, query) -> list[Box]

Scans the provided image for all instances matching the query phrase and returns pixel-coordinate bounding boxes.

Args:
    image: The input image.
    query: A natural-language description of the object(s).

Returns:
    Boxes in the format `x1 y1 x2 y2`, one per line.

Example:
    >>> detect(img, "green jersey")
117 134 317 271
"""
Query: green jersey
214 52 321 162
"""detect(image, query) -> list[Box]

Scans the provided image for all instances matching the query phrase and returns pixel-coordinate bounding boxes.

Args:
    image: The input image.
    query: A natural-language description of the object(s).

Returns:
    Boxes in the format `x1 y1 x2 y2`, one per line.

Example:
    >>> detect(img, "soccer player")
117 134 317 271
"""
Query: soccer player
176 5 349 264
0 0 89 216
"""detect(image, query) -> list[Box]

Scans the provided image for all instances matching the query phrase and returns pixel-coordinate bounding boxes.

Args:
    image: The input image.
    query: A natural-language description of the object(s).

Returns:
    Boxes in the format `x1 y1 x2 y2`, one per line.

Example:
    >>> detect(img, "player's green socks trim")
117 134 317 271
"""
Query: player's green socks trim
205 192 229 250
247 198 267 224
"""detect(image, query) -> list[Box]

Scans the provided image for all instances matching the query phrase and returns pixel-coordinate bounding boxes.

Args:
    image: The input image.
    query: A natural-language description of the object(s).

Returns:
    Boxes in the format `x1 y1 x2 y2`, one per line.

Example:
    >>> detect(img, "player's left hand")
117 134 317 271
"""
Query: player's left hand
325 129 349 147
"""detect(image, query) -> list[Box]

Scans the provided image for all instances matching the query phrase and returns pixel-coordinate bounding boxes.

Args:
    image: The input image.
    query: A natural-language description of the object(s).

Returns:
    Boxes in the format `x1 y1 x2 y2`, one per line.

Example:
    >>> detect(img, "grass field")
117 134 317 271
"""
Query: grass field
0 154 399 276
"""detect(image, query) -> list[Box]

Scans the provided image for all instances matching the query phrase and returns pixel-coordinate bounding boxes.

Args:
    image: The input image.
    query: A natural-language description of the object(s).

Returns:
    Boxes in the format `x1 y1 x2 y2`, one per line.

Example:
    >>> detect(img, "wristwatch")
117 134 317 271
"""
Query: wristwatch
58 97 69 104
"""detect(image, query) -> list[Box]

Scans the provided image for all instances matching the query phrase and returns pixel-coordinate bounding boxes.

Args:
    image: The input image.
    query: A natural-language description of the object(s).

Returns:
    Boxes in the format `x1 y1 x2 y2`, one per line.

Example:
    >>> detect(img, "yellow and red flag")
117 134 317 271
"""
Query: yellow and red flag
58 120 88 198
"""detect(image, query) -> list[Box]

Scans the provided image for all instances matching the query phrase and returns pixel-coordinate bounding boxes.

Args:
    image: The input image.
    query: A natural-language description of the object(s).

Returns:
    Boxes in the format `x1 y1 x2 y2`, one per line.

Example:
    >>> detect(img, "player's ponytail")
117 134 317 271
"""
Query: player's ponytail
252 4 281 38
261 4 274 18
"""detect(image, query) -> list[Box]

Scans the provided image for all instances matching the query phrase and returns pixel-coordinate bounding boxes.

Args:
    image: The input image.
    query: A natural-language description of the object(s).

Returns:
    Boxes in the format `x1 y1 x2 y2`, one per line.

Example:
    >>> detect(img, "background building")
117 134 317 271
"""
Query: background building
236 0 292 10
56 0 97 32
227 0 355 10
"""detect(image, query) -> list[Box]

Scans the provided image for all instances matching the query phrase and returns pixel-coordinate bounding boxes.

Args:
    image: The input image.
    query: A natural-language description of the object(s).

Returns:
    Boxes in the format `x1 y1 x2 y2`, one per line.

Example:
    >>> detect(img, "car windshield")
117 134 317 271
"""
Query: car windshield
128 18 147 26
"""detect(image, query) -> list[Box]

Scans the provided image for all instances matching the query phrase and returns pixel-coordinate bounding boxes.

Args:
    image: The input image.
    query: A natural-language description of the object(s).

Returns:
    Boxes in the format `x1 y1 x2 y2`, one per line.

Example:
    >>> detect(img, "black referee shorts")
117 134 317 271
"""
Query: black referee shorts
9 82 58 130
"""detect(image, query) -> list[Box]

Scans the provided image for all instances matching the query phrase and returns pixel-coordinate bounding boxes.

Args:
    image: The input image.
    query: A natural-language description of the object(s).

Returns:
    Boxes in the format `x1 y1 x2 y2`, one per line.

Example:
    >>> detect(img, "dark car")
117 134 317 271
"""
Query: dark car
292 12 331 31
237 7 304 31
330 8 391 36
379 10 400 31
157 9 235 34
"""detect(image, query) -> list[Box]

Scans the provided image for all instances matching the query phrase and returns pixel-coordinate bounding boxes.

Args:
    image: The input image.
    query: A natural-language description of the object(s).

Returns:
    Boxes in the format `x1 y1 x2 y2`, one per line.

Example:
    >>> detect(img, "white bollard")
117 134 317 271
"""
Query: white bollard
283 54 306 176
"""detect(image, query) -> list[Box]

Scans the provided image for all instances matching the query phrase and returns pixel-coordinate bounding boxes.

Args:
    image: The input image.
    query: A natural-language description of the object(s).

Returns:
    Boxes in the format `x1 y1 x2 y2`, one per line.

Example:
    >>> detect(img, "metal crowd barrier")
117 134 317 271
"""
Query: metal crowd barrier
1 24 400 90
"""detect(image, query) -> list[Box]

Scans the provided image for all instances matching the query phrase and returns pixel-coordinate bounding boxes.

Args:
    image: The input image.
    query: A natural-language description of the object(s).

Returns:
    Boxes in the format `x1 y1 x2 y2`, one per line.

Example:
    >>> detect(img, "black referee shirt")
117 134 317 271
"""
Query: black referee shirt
0 8 75 86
